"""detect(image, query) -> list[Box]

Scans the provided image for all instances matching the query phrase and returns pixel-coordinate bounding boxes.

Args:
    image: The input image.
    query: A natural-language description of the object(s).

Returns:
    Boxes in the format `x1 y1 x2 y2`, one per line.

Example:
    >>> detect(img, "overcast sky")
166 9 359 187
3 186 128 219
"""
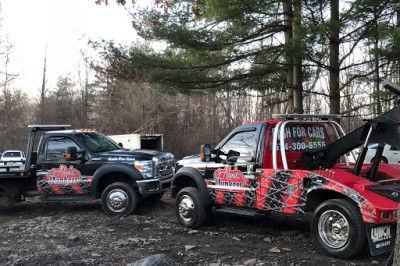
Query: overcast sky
1 0 138 96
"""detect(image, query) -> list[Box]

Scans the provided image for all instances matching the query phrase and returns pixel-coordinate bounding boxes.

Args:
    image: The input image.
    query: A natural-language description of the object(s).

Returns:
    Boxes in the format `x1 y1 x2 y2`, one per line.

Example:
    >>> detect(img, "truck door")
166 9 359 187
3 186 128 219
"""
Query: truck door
206 127 263 207
36 136 92 195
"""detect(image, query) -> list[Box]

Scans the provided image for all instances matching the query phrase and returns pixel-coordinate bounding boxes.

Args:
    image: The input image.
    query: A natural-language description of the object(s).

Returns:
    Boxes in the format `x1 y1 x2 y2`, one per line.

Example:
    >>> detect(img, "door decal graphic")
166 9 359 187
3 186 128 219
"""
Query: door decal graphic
37 165 92 195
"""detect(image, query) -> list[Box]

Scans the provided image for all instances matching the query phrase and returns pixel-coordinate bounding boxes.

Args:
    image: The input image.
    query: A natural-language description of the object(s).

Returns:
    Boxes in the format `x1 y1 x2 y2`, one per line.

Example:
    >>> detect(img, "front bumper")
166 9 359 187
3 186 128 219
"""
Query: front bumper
136 176 173 195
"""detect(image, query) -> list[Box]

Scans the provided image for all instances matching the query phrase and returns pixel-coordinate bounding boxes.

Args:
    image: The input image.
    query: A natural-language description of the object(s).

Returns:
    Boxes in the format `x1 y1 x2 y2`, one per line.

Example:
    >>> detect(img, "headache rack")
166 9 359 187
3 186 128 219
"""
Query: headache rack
271 114 352 170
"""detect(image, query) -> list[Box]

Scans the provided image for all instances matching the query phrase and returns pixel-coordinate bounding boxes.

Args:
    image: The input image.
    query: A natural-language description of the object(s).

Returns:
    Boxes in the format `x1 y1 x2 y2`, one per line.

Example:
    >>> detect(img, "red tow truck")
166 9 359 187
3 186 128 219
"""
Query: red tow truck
171 81 400 258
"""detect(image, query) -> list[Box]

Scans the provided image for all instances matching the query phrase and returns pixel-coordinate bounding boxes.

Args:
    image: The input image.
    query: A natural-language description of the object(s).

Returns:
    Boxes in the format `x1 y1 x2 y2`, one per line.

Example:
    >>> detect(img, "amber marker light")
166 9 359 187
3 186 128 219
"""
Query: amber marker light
66 153 71 159
200 153 204 160
135 165 142 170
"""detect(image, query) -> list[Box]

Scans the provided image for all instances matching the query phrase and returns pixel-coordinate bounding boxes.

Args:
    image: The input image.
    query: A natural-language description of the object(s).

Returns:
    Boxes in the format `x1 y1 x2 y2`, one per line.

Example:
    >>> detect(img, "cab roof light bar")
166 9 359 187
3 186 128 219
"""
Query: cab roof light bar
272 114 342 121
28 125 71 131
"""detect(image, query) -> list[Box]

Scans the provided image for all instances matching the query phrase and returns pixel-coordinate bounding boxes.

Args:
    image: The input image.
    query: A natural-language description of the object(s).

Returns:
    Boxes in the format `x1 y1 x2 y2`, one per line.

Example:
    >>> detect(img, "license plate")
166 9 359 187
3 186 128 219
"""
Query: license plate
366 223 396 256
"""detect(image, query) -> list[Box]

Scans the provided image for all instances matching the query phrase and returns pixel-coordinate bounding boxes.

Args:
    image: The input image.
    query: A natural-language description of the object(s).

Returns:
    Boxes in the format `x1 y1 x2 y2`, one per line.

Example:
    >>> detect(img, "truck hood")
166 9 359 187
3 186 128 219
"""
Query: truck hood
97 149 167 161
177 154 202 167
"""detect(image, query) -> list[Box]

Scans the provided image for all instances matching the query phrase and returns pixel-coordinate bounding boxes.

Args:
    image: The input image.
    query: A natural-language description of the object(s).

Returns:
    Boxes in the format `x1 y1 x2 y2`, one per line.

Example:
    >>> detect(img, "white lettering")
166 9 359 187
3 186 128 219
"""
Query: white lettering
371 225 391 243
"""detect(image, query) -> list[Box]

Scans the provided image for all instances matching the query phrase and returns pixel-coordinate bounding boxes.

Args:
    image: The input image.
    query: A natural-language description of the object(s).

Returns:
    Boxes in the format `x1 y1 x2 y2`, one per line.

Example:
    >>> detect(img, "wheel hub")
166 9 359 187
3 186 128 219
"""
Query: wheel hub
178 195 195 222
318 210 349 249
106 189 128 213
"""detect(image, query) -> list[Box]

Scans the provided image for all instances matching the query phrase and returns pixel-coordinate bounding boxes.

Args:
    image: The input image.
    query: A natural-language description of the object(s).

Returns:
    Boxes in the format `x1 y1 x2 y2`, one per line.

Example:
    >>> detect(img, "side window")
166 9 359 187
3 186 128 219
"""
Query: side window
46 137 82 160
390 146 398 151
220 131 257 161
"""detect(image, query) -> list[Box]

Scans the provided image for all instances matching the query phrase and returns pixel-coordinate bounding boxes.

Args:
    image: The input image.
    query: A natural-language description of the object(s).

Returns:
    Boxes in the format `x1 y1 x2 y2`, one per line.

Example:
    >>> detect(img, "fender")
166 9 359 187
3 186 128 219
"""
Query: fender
304 171 382 223
172 167 212 206
90 163 143 197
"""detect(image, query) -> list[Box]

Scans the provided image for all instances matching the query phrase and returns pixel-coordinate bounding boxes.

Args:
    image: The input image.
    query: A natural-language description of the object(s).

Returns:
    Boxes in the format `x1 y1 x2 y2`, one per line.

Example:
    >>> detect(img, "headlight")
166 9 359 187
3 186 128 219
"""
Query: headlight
135 160 154 179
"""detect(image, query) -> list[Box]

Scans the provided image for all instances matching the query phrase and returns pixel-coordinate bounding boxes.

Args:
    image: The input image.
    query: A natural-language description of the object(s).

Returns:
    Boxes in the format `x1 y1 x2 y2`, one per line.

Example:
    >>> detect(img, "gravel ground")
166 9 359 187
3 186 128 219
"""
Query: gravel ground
0 194 391 265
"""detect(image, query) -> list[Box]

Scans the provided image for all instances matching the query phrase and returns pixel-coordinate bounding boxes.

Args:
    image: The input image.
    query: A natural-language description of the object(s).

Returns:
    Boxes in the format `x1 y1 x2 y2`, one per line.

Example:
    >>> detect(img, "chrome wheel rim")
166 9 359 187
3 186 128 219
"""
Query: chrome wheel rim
106 189 128 213
178 195 195 223
318 210 350 249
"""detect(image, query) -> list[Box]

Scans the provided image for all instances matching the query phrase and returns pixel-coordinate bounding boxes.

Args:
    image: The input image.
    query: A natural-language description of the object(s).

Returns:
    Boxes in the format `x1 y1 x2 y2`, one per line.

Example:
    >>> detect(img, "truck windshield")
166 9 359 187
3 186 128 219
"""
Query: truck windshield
76 132 120 153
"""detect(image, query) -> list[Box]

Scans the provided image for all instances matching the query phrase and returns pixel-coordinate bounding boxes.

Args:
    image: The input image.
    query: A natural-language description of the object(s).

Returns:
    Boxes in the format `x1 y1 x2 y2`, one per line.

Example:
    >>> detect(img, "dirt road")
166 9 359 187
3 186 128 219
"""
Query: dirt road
0 195 390 265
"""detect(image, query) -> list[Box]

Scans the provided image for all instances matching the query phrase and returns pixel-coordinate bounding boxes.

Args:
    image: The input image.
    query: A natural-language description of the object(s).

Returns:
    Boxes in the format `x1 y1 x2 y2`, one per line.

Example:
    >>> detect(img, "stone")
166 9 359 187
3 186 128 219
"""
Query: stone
269 247 281 253
244 258 257 265
185 245 196 251
127 254 175 266
263 237 272 243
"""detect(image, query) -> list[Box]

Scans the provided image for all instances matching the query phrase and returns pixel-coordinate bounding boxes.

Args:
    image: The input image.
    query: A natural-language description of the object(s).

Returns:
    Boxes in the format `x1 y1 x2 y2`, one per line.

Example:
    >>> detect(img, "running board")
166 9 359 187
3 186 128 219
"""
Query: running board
40 195 93 202
212 206 267 218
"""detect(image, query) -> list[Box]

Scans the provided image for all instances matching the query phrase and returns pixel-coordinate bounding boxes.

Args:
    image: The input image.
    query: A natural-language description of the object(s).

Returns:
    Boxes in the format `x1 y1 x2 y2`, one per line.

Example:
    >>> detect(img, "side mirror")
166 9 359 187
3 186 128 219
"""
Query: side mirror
225 150 240 165
119 142 124 148
226 150 241 163
66 146 78 161
200 144 211 162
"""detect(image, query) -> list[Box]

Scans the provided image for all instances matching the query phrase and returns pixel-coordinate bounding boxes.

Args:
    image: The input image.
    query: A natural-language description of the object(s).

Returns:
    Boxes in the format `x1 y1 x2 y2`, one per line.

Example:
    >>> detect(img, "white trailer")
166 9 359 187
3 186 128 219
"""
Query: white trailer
108 134 163 151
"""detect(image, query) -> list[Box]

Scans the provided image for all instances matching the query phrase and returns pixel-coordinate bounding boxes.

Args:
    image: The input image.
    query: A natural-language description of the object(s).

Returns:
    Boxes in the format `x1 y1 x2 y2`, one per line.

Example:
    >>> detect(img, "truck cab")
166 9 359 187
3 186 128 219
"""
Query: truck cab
0 125 175 216
171 111 400 259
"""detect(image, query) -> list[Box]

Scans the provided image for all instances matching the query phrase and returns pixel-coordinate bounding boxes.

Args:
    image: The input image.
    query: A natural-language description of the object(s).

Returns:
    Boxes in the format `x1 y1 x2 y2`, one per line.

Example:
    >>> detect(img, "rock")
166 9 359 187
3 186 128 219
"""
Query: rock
185 245 196 251
188 230 199 235
128 237 141 244
371 261 380 265
244 258 257 265
232 236 241 241
127 254 175 266
56 245 69 252
91 252 101 257
269 247 281 253
263 237 272 243
68 235 79 241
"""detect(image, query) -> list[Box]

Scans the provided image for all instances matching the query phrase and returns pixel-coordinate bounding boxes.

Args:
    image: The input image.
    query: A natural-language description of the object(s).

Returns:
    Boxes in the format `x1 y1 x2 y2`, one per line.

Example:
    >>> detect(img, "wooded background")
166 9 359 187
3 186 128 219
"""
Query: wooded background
1 0 400 159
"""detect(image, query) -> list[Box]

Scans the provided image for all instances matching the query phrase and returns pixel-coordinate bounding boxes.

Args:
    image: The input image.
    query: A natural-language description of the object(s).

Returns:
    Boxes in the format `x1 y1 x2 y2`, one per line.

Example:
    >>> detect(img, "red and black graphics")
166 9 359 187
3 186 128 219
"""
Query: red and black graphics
206 167 378 222
209 166 253 206
308 170 377 223
206 167 308 213
37 165 92 195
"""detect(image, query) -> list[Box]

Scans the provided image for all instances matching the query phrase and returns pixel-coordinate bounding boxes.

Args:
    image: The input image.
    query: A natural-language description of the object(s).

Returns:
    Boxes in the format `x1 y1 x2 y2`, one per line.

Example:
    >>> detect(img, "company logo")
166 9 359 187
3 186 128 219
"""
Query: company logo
371 225 392 243
213 166 246 190
46 165 82 185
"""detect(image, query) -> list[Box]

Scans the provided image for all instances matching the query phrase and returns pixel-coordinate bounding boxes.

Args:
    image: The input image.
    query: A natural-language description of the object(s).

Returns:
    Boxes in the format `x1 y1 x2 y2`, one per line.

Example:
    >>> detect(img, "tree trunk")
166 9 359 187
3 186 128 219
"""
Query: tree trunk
329 0 340 115
292 0 303 114
283 0 294 113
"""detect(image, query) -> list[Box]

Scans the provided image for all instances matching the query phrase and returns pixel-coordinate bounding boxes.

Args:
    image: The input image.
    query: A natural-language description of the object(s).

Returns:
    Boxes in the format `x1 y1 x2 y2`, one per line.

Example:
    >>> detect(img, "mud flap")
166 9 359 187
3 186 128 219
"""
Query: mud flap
366 223 396 256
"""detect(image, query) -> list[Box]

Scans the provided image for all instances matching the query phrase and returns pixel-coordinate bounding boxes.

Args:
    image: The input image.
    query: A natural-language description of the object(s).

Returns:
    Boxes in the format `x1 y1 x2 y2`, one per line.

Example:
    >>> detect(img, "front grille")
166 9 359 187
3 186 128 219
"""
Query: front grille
157 154 175 180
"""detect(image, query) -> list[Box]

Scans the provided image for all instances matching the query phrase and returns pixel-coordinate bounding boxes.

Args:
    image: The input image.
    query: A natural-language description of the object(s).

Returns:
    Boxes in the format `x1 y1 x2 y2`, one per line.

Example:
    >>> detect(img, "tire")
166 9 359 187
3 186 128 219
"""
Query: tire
311 198 366 259
101 182 138 216
371 157 388 164
175 187 206 229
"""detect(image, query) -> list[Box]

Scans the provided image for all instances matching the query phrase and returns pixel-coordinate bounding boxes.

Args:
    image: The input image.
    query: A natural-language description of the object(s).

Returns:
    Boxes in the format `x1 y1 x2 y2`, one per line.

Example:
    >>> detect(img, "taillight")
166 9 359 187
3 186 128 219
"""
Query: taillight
381 212 392 221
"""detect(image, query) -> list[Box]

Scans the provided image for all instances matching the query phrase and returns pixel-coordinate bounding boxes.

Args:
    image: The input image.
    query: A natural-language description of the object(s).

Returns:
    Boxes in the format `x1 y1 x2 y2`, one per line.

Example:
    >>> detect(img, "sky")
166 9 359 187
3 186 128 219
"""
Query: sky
1 0 139 96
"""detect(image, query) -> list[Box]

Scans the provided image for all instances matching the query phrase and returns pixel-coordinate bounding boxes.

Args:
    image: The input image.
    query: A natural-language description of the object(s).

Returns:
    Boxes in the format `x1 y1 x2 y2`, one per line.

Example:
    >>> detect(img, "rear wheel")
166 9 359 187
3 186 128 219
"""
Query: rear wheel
175 187 206 229
101 182 137 216
311 198 366 259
